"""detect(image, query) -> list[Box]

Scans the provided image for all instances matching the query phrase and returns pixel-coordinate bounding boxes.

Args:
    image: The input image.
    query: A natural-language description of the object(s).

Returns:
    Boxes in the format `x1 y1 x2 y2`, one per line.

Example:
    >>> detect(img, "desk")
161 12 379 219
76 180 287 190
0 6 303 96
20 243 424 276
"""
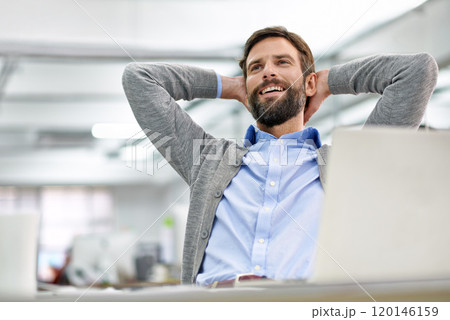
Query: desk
23 278 450 302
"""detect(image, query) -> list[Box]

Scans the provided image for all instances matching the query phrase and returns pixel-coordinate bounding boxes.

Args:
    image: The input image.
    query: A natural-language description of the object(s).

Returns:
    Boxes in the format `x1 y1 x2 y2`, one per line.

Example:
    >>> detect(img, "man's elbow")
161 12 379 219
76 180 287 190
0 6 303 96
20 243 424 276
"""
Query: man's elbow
122 62 141 91
415 53 439 91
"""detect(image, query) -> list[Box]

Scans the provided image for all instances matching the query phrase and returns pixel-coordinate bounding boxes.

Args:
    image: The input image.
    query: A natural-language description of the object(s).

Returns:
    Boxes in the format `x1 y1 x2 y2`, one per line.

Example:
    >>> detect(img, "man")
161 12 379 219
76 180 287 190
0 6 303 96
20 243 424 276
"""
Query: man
122 26 438 287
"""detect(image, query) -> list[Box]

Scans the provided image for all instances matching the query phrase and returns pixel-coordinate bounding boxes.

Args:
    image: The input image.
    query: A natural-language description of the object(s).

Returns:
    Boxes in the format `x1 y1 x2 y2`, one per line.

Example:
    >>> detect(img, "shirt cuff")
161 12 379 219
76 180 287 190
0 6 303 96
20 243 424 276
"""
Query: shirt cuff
216 72 222 98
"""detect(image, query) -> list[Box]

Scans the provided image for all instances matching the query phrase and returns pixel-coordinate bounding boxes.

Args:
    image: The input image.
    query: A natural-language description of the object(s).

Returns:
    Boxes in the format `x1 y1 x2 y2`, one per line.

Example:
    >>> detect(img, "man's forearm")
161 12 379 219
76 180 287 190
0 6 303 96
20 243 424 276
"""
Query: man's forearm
328 53 438 128
122 63 218 102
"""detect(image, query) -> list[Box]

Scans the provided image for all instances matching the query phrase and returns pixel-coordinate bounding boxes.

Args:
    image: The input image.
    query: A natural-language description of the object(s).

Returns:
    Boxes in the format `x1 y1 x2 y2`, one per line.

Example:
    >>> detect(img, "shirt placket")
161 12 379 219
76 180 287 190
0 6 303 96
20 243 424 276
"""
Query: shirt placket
250 140 283 275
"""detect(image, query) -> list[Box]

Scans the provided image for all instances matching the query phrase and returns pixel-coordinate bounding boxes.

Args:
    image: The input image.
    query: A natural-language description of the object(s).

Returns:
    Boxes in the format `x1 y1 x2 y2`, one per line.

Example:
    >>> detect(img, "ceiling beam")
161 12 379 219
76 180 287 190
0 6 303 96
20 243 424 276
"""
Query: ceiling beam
0 41 241 62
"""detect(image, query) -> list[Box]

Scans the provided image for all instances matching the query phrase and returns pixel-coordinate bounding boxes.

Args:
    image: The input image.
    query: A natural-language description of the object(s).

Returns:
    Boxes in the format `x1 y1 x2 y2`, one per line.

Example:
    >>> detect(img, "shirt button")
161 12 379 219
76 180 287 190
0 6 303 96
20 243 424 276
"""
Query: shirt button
270 181 275 187
258 238 265 244
200 230 209 239
214 191 222 198
254 265 261 271
264 207 269 212
280 140 284 145
273 158 278 163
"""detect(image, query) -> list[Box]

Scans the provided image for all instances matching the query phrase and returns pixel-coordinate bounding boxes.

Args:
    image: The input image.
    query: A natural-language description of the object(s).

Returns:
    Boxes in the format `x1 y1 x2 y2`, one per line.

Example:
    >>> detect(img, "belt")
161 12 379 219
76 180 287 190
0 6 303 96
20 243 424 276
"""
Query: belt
209 273 269 288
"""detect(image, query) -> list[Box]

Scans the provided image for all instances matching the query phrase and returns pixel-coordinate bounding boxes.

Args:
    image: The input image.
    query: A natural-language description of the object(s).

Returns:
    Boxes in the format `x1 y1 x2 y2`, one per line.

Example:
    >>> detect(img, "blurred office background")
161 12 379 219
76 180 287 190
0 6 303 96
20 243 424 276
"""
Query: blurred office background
0 0 449 287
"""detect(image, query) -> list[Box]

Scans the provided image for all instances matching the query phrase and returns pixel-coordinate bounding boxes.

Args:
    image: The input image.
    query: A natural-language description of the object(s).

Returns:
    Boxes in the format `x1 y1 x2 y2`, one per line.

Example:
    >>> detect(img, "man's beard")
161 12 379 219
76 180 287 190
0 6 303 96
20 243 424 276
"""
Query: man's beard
248 79 306 128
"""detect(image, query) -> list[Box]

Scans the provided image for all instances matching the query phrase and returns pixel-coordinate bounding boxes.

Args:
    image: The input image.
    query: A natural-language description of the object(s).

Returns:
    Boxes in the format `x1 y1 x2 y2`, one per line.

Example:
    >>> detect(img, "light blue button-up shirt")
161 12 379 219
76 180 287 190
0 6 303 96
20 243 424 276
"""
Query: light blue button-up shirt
196 125 325 286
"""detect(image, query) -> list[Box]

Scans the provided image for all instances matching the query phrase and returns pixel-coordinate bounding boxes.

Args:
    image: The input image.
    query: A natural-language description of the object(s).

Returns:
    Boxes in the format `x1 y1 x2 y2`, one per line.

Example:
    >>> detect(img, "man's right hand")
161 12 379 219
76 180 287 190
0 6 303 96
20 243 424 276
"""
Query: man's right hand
220 75 249 111
304 70 330 125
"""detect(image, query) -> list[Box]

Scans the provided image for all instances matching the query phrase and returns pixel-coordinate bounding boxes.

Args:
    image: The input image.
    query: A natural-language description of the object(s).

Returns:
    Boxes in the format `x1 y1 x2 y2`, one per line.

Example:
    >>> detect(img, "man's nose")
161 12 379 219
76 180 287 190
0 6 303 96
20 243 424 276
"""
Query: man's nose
263 63 277 80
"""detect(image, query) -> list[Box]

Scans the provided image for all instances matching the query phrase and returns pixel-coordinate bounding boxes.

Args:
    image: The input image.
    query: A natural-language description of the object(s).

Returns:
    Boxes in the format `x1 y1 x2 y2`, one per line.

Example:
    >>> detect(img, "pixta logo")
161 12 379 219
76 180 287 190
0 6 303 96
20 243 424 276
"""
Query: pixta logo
125 129 172 175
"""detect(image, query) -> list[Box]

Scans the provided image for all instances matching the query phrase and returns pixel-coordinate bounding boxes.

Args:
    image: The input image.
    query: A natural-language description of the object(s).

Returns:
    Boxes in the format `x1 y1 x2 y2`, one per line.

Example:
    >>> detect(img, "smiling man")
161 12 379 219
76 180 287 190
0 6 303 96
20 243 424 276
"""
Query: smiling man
244 34 317 134
122 26 438 287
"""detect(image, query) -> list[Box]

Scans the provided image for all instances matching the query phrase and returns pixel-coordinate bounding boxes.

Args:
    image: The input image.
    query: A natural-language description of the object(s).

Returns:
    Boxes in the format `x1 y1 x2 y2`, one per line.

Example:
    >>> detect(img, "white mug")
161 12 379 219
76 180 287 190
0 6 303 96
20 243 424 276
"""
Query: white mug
0 212 39 299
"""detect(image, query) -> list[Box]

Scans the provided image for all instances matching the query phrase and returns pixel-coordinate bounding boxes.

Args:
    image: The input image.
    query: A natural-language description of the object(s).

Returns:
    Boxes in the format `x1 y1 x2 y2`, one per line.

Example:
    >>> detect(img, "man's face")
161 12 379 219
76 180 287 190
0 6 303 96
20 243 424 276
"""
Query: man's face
246 37 306 127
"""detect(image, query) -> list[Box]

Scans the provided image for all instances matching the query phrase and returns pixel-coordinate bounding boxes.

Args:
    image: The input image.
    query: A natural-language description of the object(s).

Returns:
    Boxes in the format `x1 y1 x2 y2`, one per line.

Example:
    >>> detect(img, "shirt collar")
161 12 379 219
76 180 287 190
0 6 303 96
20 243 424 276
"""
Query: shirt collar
243 124 322 148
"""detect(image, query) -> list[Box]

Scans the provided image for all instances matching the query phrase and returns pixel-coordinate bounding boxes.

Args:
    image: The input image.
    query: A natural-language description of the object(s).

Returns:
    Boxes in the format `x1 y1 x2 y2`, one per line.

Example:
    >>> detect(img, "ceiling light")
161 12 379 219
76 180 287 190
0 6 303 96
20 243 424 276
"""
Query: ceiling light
91 123 142 139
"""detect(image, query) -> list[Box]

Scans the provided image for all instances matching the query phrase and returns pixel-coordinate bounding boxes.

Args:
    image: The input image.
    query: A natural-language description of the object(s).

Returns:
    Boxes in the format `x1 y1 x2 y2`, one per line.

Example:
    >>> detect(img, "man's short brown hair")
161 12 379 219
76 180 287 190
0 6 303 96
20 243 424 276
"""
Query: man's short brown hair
239 26 315 79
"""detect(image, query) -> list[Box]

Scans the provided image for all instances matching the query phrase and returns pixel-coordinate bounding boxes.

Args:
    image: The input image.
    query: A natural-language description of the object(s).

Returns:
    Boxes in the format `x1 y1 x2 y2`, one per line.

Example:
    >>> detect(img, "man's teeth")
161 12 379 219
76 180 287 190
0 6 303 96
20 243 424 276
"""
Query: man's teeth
261 86 284 94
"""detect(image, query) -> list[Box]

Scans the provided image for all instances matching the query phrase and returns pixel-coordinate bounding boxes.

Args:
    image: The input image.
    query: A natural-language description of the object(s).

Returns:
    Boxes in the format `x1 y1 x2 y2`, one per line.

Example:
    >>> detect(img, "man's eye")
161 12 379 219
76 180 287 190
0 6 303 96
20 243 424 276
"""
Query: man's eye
279 60 289 65
250 65 261 72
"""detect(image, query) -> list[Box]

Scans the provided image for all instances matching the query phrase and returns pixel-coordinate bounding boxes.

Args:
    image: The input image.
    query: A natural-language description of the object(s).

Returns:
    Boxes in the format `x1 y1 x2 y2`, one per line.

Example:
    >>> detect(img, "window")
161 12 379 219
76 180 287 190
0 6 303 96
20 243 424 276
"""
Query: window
0 186 114 283
38 186 114 282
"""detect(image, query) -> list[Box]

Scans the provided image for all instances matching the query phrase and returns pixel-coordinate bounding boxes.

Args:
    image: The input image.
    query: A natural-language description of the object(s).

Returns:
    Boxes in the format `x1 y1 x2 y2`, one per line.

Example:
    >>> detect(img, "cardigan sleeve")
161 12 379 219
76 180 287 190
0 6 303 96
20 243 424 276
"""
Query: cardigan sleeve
328 53 438 128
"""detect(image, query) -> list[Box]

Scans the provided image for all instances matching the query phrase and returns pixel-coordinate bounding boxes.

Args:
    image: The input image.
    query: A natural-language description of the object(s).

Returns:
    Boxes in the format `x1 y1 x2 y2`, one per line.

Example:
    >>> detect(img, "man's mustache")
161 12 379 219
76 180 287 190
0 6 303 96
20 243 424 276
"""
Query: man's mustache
252 79 290 96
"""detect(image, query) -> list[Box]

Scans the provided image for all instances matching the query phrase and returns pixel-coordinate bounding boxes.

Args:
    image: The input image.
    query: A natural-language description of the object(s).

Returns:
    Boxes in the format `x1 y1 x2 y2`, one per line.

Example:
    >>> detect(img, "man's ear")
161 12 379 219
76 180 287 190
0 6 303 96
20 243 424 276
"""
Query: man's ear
305 73 317 97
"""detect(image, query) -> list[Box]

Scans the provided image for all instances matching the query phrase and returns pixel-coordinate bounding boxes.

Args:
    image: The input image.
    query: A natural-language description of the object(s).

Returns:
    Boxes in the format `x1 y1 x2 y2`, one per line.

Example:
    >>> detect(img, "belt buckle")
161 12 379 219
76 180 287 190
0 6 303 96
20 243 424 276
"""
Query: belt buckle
234 273 256 286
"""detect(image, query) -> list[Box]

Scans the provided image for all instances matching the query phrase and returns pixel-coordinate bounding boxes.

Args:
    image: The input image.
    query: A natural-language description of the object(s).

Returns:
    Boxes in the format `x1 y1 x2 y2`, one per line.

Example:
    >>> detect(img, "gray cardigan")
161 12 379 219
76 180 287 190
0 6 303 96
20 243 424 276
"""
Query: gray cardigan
122 53 438 284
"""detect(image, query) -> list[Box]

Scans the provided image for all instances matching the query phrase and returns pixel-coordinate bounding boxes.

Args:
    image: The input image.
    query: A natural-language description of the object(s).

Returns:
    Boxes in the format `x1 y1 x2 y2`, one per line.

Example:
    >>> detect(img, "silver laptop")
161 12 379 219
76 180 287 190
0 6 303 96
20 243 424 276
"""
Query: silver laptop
310 127 450 284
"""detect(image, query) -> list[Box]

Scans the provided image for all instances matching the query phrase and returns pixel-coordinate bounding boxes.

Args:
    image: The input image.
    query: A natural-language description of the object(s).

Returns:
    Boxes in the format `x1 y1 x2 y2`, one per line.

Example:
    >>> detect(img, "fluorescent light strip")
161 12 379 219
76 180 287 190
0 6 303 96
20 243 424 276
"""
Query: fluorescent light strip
91 123 141 139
